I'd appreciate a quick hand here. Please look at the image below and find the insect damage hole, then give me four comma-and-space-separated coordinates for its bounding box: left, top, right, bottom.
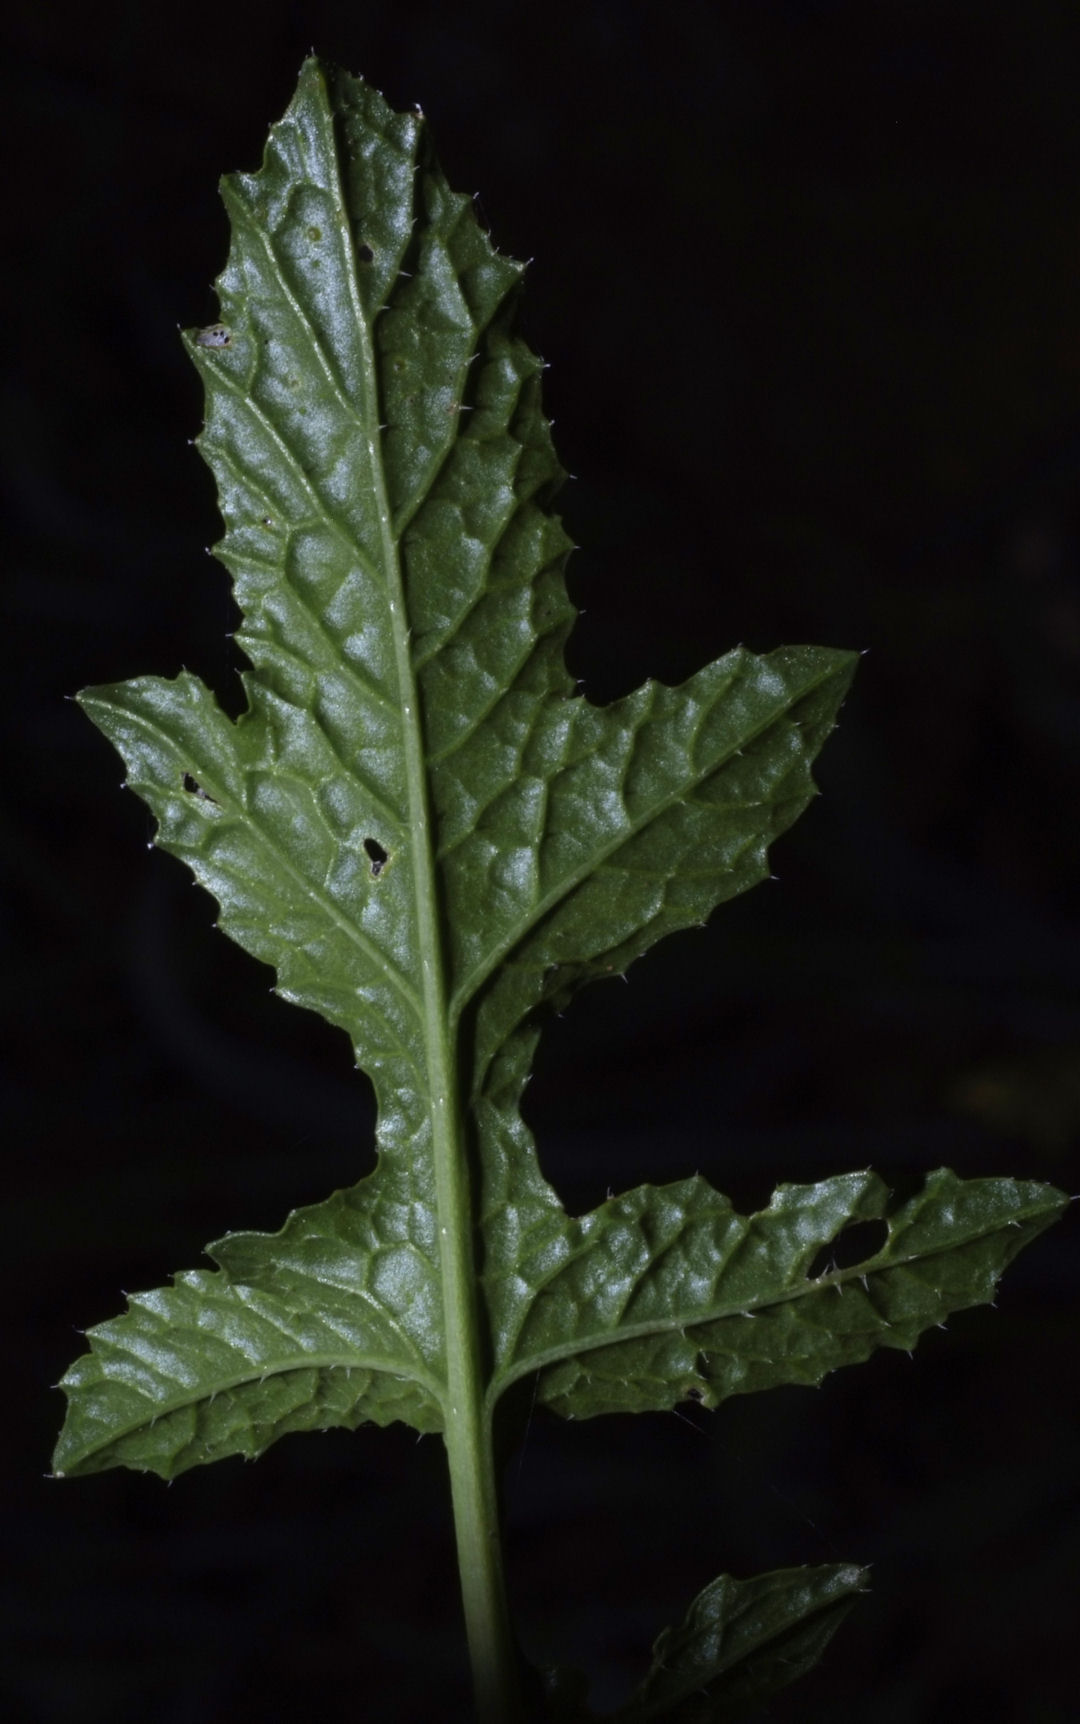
182, 773, 218, 805
363, 837, 388, 878
807, 1218, 889, 1281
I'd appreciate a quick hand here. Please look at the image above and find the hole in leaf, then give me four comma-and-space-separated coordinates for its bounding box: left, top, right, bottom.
363, 837, 388, 878
182, 773, 218, 805
807, 1218, 889, 1280
683, 1385, 705, 1404
356, 242, 374, 263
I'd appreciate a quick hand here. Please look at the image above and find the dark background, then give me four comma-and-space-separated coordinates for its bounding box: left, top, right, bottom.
5, 1, 1079, 1719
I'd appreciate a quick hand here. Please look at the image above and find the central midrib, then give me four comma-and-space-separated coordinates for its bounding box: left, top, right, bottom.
316, 68, 479, 1427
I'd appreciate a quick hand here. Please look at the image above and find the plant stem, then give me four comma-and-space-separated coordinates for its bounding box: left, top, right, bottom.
431, 1054, 521, 1718
444, 1390, 522, 1722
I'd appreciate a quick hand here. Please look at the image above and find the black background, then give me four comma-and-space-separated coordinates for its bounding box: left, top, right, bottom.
5, 2, 1080, 1719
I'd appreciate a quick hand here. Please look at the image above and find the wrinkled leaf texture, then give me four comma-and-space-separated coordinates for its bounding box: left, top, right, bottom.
56, 59, 1065, 1486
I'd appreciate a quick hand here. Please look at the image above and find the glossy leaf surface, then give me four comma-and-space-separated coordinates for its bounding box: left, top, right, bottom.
54, 1165, 1064, 1476
55, 59, 863, 1476
494, 1167, 1065, 1419
617, 1563, 869, 1722
54, 59, 1064, 1514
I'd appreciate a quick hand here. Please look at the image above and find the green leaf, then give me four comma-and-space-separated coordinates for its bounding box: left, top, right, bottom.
617, 1563, 869, 1722
489, 1168, 1067, 1420
52, 1191, 445, 1480
54, 61, 1069, 1724
53, 1163, 1065, 1479
56, 58, 861, 1478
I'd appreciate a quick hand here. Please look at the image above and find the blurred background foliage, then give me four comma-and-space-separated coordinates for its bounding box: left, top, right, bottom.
4, 1, 1078, 1719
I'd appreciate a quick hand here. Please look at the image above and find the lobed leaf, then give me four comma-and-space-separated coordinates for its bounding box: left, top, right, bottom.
54, 1166, 1064, 1479
490, 1169, 1066, 1419
53, 1188, 445, 1479
56, 62, 1068, 1721
58, 59, 861, 1472
55, 60, 1063, 1565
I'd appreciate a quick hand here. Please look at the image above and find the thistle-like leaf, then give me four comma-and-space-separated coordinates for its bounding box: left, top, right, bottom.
54, 1167, 1064, 1477
54, 59, 1064, 1492
490, 1167, 1065, 1421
